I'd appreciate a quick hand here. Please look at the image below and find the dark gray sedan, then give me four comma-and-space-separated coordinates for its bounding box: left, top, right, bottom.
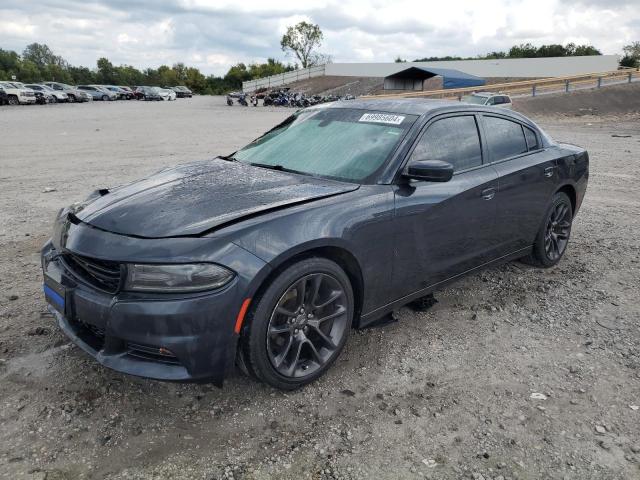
41, 99, 588, 389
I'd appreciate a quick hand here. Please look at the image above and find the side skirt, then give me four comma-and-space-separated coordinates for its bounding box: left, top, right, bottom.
358, 246, 531, 328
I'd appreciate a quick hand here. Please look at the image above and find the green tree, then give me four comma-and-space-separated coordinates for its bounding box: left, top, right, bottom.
96, 57, 117, 84
157, 65, 179, 86
280, 21, 323, 68
508, 43, 538, 58
622, 41, 640, 64
620, 55, 638, 68
224, 63, 252, 89
572, 44, 602, 56
67, 65, 96, 85
17, 59, 41, 82
23, 43, 66, 69
536, 44, 569, 57
483, 51, 507, 59
184, 67, 206, 92
0, 48, 20, 78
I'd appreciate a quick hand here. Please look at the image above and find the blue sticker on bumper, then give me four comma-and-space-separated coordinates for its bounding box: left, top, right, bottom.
43, 284, 65, 309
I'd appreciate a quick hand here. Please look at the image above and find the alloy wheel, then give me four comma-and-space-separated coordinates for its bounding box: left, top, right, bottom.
544, 202, 571, 261
267, 273, 348, 378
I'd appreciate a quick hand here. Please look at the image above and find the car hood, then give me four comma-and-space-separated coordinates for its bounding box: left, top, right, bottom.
74, 159, 359, 238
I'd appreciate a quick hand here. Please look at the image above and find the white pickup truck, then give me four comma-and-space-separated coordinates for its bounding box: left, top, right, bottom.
0, 81, 37, 105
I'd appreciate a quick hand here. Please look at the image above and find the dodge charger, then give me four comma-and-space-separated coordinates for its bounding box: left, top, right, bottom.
42, 99, 588, 390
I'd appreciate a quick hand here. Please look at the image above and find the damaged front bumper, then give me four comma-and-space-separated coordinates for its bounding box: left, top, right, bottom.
40, 218, 268, 385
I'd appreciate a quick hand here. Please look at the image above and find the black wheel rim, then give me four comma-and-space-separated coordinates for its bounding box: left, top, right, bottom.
544, 202, 571, 261
267, 273, 348, 378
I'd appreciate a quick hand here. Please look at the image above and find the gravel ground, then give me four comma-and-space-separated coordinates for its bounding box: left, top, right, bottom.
0, 96, 639, 480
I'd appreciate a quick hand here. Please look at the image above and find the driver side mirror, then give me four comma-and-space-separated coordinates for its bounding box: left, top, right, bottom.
402, 160, 453, 182
403, 160, 454, 182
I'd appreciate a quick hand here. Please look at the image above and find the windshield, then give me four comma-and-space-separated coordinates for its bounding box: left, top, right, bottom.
233, 108, 417, 183
462, 95, 488, 105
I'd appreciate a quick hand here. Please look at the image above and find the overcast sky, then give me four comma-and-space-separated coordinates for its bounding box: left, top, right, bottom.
0, 0, 637, 75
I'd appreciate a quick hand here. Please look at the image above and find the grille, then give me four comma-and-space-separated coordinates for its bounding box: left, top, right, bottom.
71, 318, 105, 350
62, 253, 122, 293
127, 342, 181, 365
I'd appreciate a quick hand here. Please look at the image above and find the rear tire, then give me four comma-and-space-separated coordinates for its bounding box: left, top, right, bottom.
68, 95, 75, 103
102, 95, 108, 101
521, 192, 573, 268
240, 258, 353, 390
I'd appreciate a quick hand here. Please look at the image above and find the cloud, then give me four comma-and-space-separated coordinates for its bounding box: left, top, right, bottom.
0, 0, 635, 75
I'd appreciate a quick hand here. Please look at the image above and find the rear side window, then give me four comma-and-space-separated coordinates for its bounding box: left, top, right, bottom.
411, 115, 482, 172
501, 96, 511, 104
523, 126, 539, 151
483, 116, 528, 161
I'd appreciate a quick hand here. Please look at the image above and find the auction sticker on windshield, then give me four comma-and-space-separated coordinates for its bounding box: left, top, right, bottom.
359, 113, 405, 125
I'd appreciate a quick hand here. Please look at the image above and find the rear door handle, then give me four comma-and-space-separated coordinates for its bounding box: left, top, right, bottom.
544, 166, 555, 177
481, 187, 496, 200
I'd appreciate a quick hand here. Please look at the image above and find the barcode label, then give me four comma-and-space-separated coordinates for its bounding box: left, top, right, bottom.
359, 113, 405, 125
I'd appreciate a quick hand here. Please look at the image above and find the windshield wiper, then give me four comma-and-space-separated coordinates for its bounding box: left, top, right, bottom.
250, 163, 293, 173
217, 154, 236, 162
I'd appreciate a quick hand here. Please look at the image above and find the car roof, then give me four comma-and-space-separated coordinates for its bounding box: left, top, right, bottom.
472, 91, 510, 97
323, 98, 535, 127
326, 97, 523, 116
326, 98, 464, 116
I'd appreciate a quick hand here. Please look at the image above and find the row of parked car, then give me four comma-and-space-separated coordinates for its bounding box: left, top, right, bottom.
0, 81, 193, 105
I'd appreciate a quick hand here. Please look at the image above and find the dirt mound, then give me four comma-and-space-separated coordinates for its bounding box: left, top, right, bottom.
282, 75, 383, 96
514, 82, 640, 117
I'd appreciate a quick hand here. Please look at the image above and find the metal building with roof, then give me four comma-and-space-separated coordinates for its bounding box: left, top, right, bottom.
383, 66, 486, 91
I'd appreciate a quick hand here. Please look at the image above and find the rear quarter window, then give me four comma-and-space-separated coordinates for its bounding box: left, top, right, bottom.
483, 116, 528, 162
523, 126, 539, 151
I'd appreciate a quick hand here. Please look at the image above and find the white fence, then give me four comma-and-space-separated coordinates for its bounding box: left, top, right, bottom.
242, 65, 326, 92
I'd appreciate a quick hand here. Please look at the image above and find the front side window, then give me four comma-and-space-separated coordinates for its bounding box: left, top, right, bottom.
233, 108, 417, 183
410, 115, 483, 172
483, 116, 528, 161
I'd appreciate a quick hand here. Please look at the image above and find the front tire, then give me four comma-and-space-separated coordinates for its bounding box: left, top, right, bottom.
240, 258, 353, 390
522, 192, 573, 268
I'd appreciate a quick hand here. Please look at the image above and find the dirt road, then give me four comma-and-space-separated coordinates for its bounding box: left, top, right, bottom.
0, 97, 639, 480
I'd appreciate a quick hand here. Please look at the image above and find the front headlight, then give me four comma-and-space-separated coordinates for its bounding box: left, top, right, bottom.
124, 263, 234, 293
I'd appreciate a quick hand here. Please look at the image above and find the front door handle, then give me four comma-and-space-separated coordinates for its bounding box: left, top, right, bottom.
544, 166, 555, 178
481, 187, 496, 200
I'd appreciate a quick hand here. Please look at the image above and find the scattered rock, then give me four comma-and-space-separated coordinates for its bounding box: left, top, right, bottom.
27, 327, 50, 336
340, 389, 356, 397
42, 187, 57, 193
421, 459, 437, 468
595, 425, 606, 435
598, 439, 612, 451
531, 392, 547, 400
